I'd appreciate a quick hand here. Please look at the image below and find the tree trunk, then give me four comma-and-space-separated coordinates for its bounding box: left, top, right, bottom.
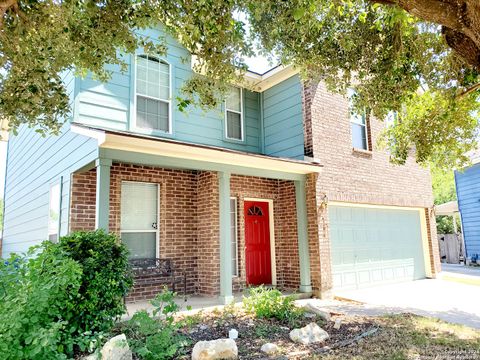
373, 0, 480, 69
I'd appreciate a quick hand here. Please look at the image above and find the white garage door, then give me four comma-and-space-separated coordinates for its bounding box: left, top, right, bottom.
330, 205, 426, 290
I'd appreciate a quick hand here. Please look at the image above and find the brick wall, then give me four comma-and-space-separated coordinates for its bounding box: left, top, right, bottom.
109, 164, 198, 301
70, 171, 97, 232
304, 82, 439, 285
307, 82, 434, 208
69, 164, 306, 300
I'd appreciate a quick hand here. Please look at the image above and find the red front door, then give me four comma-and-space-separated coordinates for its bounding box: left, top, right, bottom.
244, 201, 272, 285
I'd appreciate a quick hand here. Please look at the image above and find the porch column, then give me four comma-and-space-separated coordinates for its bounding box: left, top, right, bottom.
218, 171, 233, 304
295, 178, 312, 293
95, 158, 112, 232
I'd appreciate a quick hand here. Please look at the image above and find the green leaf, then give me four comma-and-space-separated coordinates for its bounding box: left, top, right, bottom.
293, 8, 305, 21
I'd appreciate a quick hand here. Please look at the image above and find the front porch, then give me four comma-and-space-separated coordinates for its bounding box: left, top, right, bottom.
69, 126, 323, 303
123, 290, 313, 320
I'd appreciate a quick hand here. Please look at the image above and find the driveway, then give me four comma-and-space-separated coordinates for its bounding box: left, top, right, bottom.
301, 264, 480, 329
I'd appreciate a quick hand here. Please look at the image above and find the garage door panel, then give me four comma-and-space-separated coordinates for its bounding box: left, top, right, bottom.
330, 205, 426, 290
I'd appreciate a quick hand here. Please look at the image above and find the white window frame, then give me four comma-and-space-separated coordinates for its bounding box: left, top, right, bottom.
348, 89, 369, 151
120, 181, 160, 259
47, 178, 62, 243
230, 197, 239, 277
224, 87, 244, 141
133, 54, 173, 135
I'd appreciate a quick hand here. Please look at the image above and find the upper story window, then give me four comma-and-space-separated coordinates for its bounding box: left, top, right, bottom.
385, 110, 398, 128
348, 89, 369, 151
135, 55, 171, 133
225, 87, 243, 141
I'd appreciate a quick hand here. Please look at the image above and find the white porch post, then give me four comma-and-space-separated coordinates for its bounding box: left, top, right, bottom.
295, 178, 312, 293
95, 158, 112, 232
218, 171, 233, 304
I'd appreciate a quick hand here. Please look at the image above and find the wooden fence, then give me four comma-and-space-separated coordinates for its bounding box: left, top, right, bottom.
438, 233, 464, 264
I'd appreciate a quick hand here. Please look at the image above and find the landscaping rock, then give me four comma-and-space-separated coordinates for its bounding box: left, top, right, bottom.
100, 334, 132, 360
261, 343, 280, 355
228, 329, 238, 339
81, 353, 99, 360
302, 303, 331, 322
334, 318, 342, 330
289, 323, 329, 345
192, 338, 238, 360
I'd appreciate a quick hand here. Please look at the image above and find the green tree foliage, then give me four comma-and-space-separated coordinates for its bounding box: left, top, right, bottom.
431, 166, 461, 234
0, 1, 479, 169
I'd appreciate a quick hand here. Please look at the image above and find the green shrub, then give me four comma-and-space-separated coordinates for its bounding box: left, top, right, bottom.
0, 242, 83, 359
58, 230, 133, 335
120, 288, 189, 360
243, 286, 303, 325
0, 230, 133, 359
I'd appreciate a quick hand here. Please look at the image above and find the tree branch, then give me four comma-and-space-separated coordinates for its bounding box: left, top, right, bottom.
370, 0, 480, 69
458, 82, 480, 98
0, 0, 23, 29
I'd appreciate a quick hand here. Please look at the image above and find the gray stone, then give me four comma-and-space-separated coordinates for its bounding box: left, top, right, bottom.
302, 303, 331, 322
192, 338, 238, 360
80, 353, 99, 360
333, 318, 342, 330
100, 334, 132, 360
261, 343, 280, 355
289, 323, 329, 345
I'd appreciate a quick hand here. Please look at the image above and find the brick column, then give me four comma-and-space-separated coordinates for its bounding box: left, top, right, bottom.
196, 171, 220, 296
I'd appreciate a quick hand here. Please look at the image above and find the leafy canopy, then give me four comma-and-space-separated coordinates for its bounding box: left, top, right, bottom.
1, 0, 479, 169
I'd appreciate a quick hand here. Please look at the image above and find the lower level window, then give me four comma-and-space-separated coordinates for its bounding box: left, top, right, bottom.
120, 181, 159, 259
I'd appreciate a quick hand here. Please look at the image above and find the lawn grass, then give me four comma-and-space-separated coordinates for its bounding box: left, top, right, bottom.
318, 314, 480, 360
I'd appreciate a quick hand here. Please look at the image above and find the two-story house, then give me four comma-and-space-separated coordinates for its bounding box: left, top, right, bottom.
1, 27, 440, 302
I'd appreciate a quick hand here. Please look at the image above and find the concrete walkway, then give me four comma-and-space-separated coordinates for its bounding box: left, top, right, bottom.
322, 270, 480, 329
441, 263, 480, 278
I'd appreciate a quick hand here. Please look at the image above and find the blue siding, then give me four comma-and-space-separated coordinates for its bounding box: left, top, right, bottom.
455, 164, 480, 258
263, 75, 304, 159
75, 27, 261, 154
2, 71, 98, 257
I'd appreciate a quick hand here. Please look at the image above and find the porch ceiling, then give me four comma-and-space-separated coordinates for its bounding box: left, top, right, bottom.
71, 123, 322, 181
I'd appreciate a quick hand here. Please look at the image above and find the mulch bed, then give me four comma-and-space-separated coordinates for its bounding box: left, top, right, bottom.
176, 307, 379, 359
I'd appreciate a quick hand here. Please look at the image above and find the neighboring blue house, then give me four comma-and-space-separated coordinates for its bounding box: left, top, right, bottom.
1, 26, 439, 302
455, 150, 480, 262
